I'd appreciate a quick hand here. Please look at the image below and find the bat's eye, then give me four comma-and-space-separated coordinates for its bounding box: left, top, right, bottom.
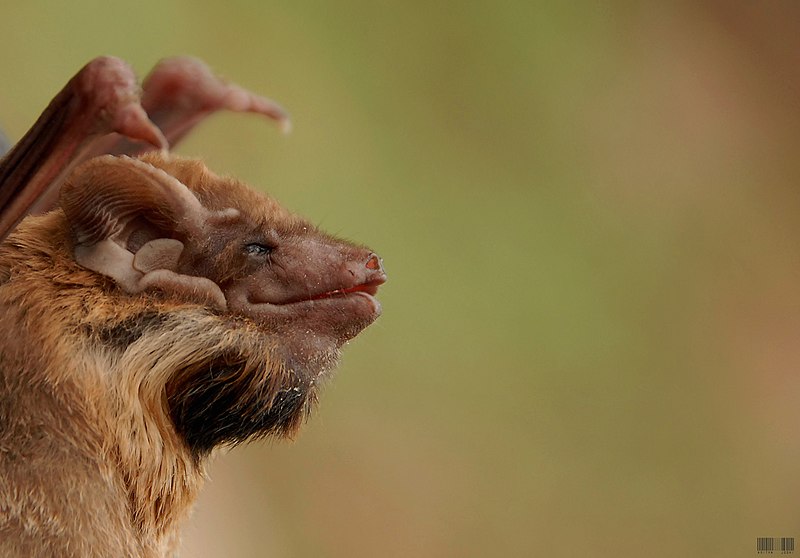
244, 243, 274, 256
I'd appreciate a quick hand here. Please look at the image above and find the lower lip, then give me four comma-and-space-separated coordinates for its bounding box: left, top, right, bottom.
306, 289, 381, 315
351, 290, 382, 314
308, 283, 380, 301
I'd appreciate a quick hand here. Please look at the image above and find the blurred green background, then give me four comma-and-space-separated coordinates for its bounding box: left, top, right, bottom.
3, 1, 800, 556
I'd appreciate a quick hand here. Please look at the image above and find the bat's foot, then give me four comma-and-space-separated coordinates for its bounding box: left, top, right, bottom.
76, 56, 168, 150
0, 55, 290, 242
142, 56, 292, 141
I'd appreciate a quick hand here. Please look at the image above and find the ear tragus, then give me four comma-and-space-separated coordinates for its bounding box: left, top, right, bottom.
133, 238, 184, 273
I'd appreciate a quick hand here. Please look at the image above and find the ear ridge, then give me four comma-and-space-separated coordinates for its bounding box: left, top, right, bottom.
60, 154, 208, 246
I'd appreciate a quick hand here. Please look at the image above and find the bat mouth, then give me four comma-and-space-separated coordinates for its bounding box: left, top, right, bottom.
305, 279, 383, 302
227, 273, 386, 339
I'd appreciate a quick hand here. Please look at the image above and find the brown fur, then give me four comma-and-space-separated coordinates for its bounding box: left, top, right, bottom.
0, 154, 381, 556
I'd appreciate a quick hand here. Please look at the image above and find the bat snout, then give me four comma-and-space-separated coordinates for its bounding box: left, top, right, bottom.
344, 251, 386, 286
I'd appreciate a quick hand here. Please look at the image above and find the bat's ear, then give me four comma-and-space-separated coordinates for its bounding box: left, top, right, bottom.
61, 155, 206, 249
59, 155, 228, 310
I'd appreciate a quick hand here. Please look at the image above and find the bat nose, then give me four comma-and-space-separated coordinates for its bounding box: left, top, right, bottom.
365, 253, 386, 282
365, 253, 383, 272
344, 251, 386, 284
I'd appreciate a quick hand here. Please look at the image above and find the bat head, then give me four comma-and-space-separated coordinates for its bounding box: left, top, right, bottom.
58, 153, 386, 454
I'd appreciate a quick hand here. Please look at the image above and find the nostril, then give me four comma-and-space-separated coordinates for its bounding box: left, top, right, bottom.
365, 253, 382, 271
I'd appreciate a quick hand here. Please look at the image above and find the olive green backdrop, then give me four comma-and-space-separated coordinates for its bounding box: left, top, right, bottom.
2, 2, 799, 557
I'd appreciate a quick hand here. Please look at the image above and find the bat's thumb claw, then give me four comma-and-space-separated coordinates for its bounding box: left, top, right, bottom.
224, 85, 292, 133
278, 116, 292, 135
113, 104, 169, 151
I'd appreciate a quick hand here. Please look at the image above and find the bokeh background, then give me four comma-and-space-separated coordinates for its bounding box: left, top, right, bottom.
2, 2, 800, 556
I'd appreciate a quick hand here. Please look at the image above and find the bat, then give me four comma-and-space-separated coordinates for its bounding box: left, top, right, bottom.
0, 56, 385, 557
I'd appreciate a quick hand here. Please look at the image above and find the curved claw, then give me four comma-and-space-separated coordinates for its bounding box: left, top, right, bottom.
0, 56, 166, 239
76, 56, 168, 150
110, 103, 168, 151
0, 56, 289, 243
142, 56, 291, 140
102, 56, 291, 156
